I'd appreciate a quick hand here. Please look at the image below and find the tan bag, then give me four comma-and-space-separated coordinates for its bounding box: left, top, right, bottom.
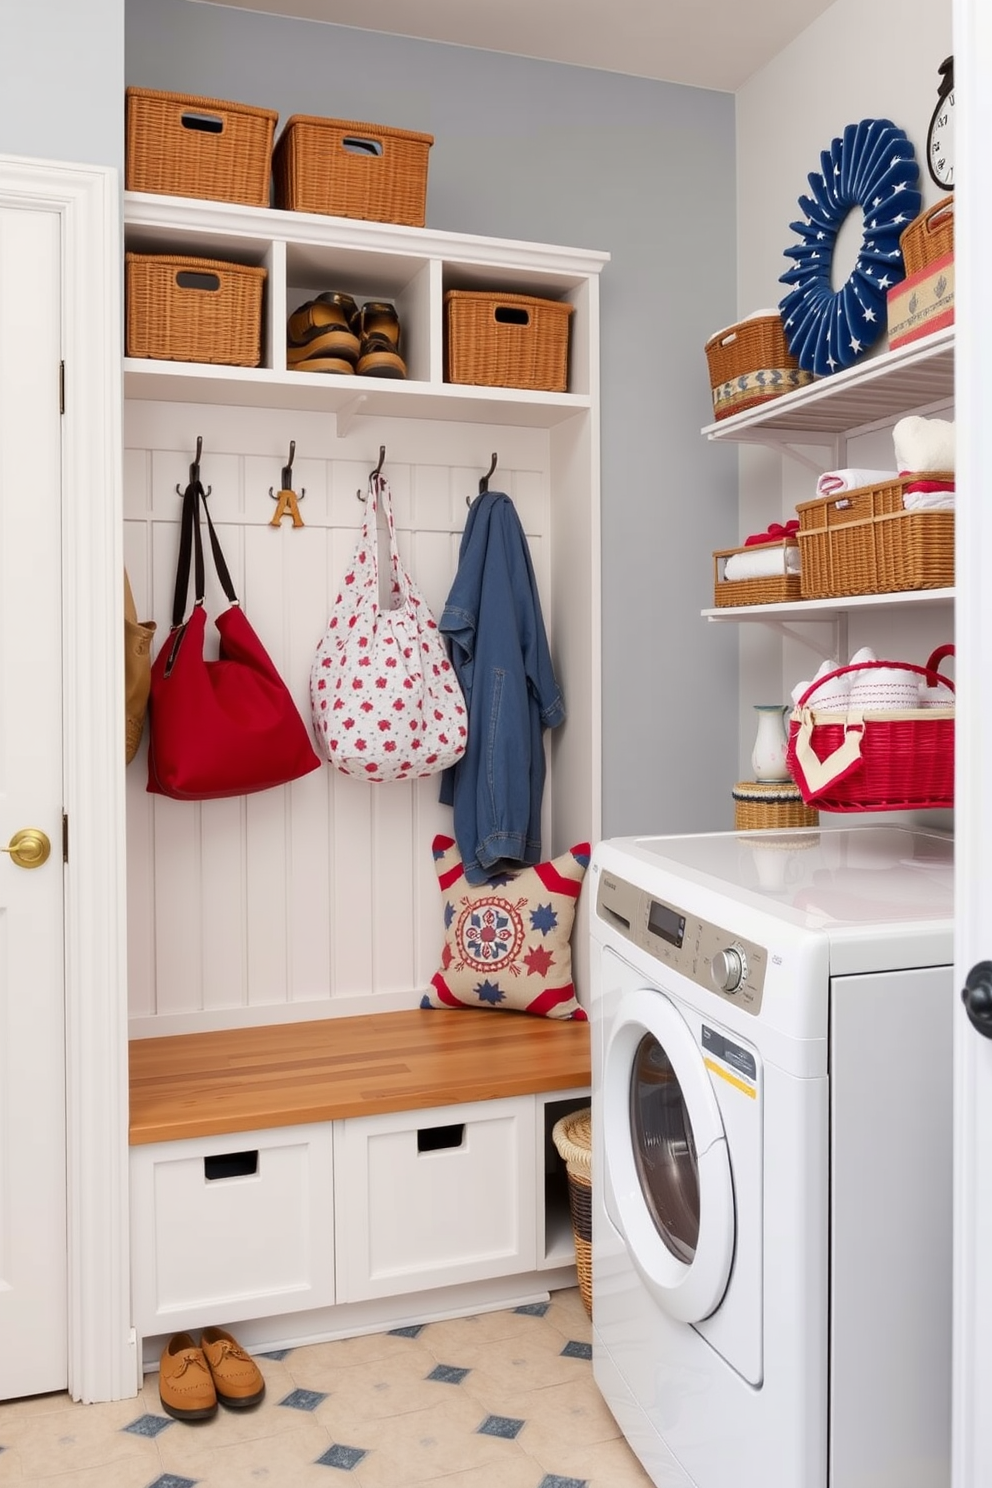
124, 569, 156, 765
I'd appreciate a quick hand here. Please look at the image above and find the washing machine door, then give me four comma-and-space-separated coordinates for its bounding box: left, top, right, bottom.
604, 985, 735, 1323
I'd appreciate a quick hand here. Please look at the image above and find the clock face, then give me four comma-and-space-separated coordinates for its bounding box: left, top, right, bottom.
928, 58, 955, 190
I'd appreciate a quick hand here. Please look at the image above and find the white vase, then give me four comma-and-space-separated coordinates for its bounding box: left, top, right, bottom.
750, 704, 790, 782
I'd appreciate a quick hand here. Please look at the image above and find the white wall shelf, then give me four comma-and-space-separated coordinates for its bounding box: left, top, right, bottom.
702, 588, 955, 623
701, 327, 954, 450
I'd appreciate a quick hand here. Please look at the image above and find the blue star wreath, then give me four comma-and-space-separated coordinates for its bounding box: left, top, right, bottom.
778, 119, 921, 377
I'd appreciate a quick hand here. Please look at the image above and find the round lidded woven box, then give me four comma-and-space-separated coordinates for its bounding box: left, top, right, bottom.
552, 1107, 592, 1317
733, 780, 819, 831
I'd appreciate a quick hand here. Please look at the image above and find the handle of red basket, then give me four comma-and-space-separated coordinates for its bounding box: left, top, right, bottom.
794, 655, 955, 710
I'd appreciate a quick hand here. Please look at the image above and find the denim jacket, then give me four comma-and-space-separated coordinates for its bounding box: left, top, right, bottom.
439, 492, 565, 884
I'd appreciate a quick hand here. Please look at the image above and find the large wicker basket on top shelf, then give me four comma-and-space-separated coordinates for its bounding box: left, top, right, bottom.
272, 114, 433, 226
125, 88, 278, 207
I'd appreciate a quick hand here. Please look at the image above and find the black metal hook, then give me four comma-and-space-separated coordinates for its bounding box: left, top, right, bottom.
357, 444, 387, 501
269, 439, 304, 501
466, 452, 498, 507
176, 435, 212, 497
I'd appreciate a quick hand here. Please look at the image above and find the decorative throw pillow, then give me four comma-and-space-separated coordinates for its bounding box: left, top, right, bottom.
422, 834, 590, 1020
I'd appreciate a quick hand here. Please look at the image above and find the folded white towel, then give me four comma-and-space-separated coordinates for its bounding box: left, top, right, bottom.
816, 468, 898, 498
723, 545, 800, 582
919, 683, 954, 708
903, 490, 956, 511
893, 415, 955, 474
849, 667, 921, 712
791, 658, 850, 711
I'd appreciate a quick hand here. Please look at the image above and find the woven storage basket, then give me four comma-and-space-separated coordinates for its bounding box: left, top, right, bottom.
733, 781, 819, 830
126, 253, 267, 367
712, 538, 801, 608
552, 1107, 592, 1317
900, 197, 954, 276
786, 646, 955, 812
704, 313, 813, 421
444, 290, 574, 392
125, 88, 277, 207
796, 475, 955, 599
273, 115, 433, 226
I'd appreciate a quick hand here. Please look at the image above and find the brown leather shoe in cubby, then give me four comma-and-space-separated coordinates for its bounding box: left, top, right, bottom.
287, 290, 360, 374
158, 1332, 218, 1421
200, 1326, 266, 1409
356, 300, 407, 379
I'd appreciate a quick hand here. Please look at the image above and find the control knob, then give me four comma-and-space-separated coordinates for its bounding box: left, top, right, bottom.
711, 946, 745, 994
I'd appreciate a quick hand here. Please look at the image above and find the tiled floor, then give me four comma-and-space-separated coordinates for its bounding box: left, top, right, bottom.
0, 1289, 654, 1488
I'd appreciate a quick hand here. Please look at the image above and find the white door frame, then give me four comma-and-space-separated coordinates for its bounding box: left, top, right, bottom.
952, 0, 992, 1479
0, 154, 133, 1402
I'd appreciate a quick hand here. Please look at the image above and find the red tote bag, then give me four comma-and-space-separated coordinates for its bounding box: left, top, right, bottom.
147, 475, 321, 800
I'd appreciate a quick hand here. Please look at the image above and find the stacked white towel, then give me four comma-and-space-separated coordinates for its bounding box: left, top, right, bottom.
815, 468, 898, 498
790, 647, 953, 713
892, 415, 955, 473
723, 546, 800, 582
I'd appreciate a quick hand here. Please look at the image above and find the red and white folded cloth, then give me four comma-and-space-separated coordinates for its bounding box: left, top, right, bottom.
900, 473, 956, 511
815, 468, 897, 497
743, 519, 799, 546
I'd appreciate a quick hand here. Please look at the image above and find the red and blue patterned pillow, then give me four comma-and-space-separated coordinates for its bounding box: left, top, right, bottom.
422, 835, 589, 1020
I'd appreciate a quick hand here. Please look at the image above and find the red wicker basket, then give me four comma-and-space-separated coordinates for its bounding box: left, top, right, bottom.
786, 646, 954, 812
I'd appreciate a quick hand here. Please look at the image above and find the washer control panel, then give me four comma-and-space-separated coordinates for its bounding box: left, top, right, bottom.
595, 870, 767, 1014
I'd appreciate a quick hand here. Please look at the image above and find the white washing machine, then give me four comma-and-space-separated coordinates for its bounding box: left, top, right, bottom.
589, 824, 954, 1488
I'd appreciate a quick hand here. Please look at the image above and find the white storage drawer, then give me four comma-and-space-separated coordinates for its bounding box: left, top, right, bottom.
130, 1123, 334, 1334
334, 1096, 538, 1302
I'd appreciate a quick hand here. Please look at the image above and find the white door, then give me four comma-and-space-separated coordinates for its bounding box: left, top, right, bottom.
0, 201, 67, 1397
952, 3, 992, 1481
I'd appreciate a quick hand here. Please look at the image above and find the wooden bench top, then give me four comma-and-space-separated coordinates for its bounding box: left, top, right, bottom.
129, 1007, 591, 1146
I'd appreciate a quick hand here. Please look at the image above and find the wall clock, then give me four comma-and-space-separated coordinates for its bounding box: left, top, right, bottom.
927, 56, 954, 190
778, 119, 921, 376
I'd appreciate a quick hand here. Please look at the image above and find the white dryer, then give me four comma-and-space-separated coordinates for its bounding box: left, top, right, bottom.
589, 825, 954, 1488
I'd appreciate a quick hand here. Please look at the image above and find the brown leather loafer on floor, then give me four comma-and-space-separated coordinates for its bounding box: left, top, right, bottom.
200, 1326, 266, 1409
158, 1332, 217, 1421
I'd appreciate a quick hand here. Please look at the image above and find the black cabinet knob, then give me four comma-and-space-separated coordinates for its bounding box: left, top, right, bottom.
962, 962, 992, 1039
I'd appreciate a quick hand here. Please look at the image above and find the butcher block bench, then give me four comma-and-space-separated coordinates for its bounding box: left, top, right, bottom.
127, 1009, 591, 1363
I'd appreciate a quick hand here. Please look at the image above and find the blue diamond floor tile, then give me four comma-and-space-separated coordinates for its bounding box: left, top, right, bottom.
560, 1340, 593, 1360
279, 1388, 328, 1412
123, 1413, 174, 1438
388, 1323, 425, 1339
538, 1477, 588, 1488
147, 1475, 198, 1488
478, 1414, 525, 1439
316, 1443, 369, 1470
427, 1363, 470, 1384
258, 1347, 293, 1361
514, 1301, 550, 1317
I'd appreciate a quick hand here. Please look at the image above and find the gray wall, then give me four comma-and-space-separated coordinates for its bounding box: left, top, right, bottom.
125, 0, 740, 838
0, 0, 124, 168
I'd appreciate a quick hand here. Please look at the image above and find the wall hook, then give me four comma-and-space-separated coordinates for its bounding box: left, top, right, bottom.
176, 434, 212, 497
467, 451, 498, 506
270, 439, 305, 528
357, 444, 387, 501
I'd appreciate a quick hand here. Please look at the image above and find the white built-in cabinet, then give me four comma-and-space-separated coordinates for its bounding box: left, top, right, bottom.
122, 192, 606, 1035
122, 194, 603, 1361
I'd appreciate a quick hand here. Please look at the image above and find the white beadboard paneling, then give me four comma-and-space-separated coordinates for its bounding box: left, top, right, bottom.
126, 406, 570, 1024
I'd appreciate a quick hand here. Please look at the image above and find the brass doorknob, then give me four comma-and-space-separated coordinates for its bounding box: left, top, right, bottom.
1, 828, 51, 869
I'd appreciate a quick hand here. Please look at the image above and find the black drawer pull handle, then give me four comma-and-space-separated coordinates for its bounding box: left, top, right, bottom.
181, 111, 225, 135
417, 1123, 465, 1153
494, 306, 530, 326
204, 1150, 259, 1181
175, 271, 221, 293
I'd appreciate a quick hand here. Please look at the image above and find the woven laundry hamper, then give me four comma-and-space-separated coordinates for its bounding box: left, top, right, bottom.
552, 1107, 593, 1317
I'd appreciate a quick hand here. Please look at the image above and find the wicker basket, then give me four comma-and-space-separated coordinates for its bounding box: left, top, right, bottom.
272, 115, 433, 226
125, 88, 277, 207
900, 197, 954, 276
125, 253, 267, 367
787, 647, 955, 812
733, 781, 819, 830
704, 313, 813, 421
444, 290, 573, 392
796, 475, 955, 599
712, 538, 801, 608
552, 1107, 592, 1317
